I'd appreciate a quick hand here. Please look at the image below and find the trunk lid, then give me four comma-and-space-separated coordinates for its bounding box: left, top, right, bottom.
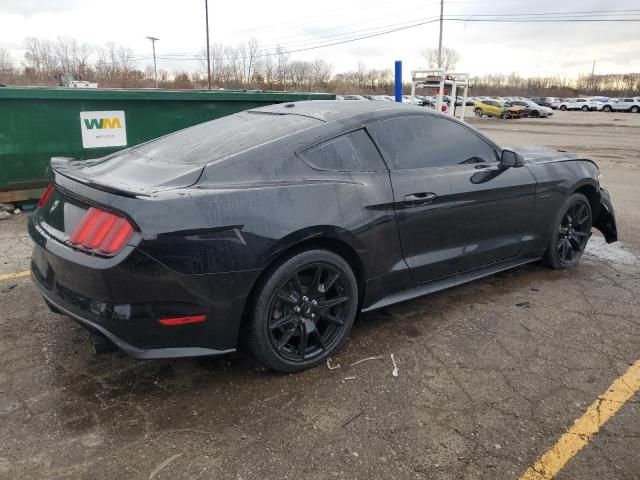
51, 153, 204, 197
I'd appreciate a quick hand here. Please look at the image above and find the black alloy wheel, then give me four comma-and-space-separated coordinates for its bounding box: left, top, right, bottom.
248, 249, 358, 372
543, 193, 592, 269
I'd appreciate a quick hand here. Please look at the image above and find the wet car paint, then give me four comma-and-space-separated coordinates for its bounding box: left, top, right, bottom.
28, 101, 618, 359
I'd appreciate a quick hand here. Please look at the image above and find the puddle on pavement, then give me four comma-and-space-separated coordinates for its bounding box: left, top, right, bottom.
584, 235, 638, 267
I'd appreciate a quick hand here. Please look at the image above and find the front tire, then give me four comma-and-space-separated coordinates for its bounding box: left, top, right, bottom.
581, 105, 589, 112
560, 105, 567, 111
501, 111, 511, 119
474, 108, 483, 117
543, 193, 592, 269
631, 105, 640, 113
603, 105, 612, 112
248, 249, 359, 372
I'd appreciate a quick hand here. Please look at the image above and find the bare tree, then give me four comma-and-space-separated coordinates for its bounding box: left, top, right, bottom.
0, 47, 13, 72
275, 46, 290, 88
310, 58, 332, 88
23, 37, 58, 76
52, 37, 92, 76
241, 38, 260, 84
257, 52, 276, 87
288, 60, 311, 88
422, 47, 460, 71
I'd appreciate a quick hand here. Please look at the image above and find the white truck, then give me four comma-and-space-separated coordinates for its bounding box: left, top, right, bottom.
56, 73, 98, 88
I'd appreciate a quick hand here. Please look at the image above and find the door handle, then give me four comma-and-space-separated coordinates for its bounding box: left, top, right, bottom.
404, 192, 436, 206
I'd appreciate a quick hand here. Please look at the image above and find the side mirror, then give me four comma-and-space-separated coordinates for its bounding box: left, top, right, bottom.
500, 149, 524, 168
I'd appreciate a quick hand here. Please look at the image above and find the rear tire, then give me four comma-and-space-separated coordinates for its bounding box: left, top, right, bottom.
501, 112, 511, 119
543, 193, 592, 269
631, 105, 640, 113
474, 108, 483, 117
531, 110, 540, 117
603, 105, 612, 112
248, 249, 358, 372
560, 105, 567, 111
581, 105, 589, 112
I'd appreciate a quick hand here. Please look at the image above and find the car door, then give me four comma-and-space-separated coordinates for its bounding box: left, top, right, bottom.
615, 98, 633, 111
367, 114, 537, 283
488, 100, 502, 116
482, 100, 494, 116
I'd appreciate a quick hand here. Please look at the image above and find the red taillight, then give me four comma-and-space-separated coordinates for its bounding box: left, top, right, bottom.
37, 184, 55, 208
69, 207, 134, 254
159, 315, 207, 326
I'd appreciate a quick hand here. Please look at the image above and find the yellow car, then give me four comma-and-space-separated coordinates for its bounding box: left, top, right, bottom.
474, 99, 525, 119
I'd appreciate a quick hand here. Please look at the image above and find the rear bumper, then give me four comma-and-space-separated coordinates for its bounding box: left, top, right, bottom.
37, 284, 234, 359
30, 242, 260, 359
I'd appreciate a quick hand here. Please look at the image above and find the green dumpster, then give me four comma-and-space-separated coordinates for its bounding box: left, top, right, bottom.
0, 87, 335, 202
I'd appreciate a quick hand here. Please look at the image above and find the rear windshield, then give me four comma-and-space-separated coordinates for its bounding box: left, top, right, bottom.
88, 111, 321, 166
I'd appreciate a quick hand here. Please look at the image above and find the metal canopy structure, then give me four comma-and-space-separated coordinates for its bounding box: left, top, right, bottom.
410, 69, 470, 121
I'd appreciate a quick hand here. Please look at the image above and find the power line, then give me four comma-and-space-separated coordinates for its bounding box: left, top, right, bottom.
131, 16, 442, 61
132, 8, 640, 62
131, 11, 640, 64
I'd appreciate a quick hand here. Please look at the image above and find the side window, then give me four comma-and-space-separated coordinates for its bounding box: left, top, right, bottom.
368, 116, 498, 170
302, 129, 386, 172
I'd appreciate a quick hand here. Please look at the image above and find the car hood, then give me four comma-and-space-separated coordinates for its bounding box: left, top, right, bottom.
509, 146, 588, 165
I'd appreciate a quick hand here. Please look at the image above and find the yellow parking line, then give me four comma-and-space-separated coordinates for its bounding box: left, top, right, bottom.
0, 270, 30, 282
520, 358, 640, 480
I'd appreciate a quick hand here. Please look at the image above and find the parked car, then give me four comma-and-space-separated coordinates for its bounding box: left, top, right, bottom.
402, 95, 423, 105
507, 100, 553, 118
530, 97, 554, 108
550, 98, 565, 109
474, 99, 526, 119
28, 101, 617, 372
558, 98, 601, 111
601, 97, 640, 113
341, 95, 367, 101
422, 95, 436, 106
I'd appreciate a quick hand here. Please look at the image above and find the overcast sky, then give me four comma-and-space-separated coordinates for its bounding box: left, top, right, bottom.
1, 0, 639, 79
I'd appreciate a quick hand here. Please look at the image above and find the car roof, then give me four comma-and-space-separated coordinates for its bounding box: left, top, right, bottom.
250, 99, 422, 123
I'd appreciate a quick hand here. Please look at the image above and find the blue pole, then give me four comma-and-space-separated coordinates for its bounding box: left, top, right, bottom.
394, 60, 402, 103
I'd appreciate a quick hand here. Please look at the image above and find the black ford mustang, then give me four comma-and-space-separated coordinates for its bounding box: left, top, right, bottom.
29, 101, 617, 372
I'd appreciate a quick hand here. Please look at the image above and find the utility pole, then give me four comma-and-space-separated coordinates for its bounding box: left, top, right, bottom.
438, 0, 444, 69
146, 36, 159, 88
591, 59, 596, 92
205, 0, 211, 90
